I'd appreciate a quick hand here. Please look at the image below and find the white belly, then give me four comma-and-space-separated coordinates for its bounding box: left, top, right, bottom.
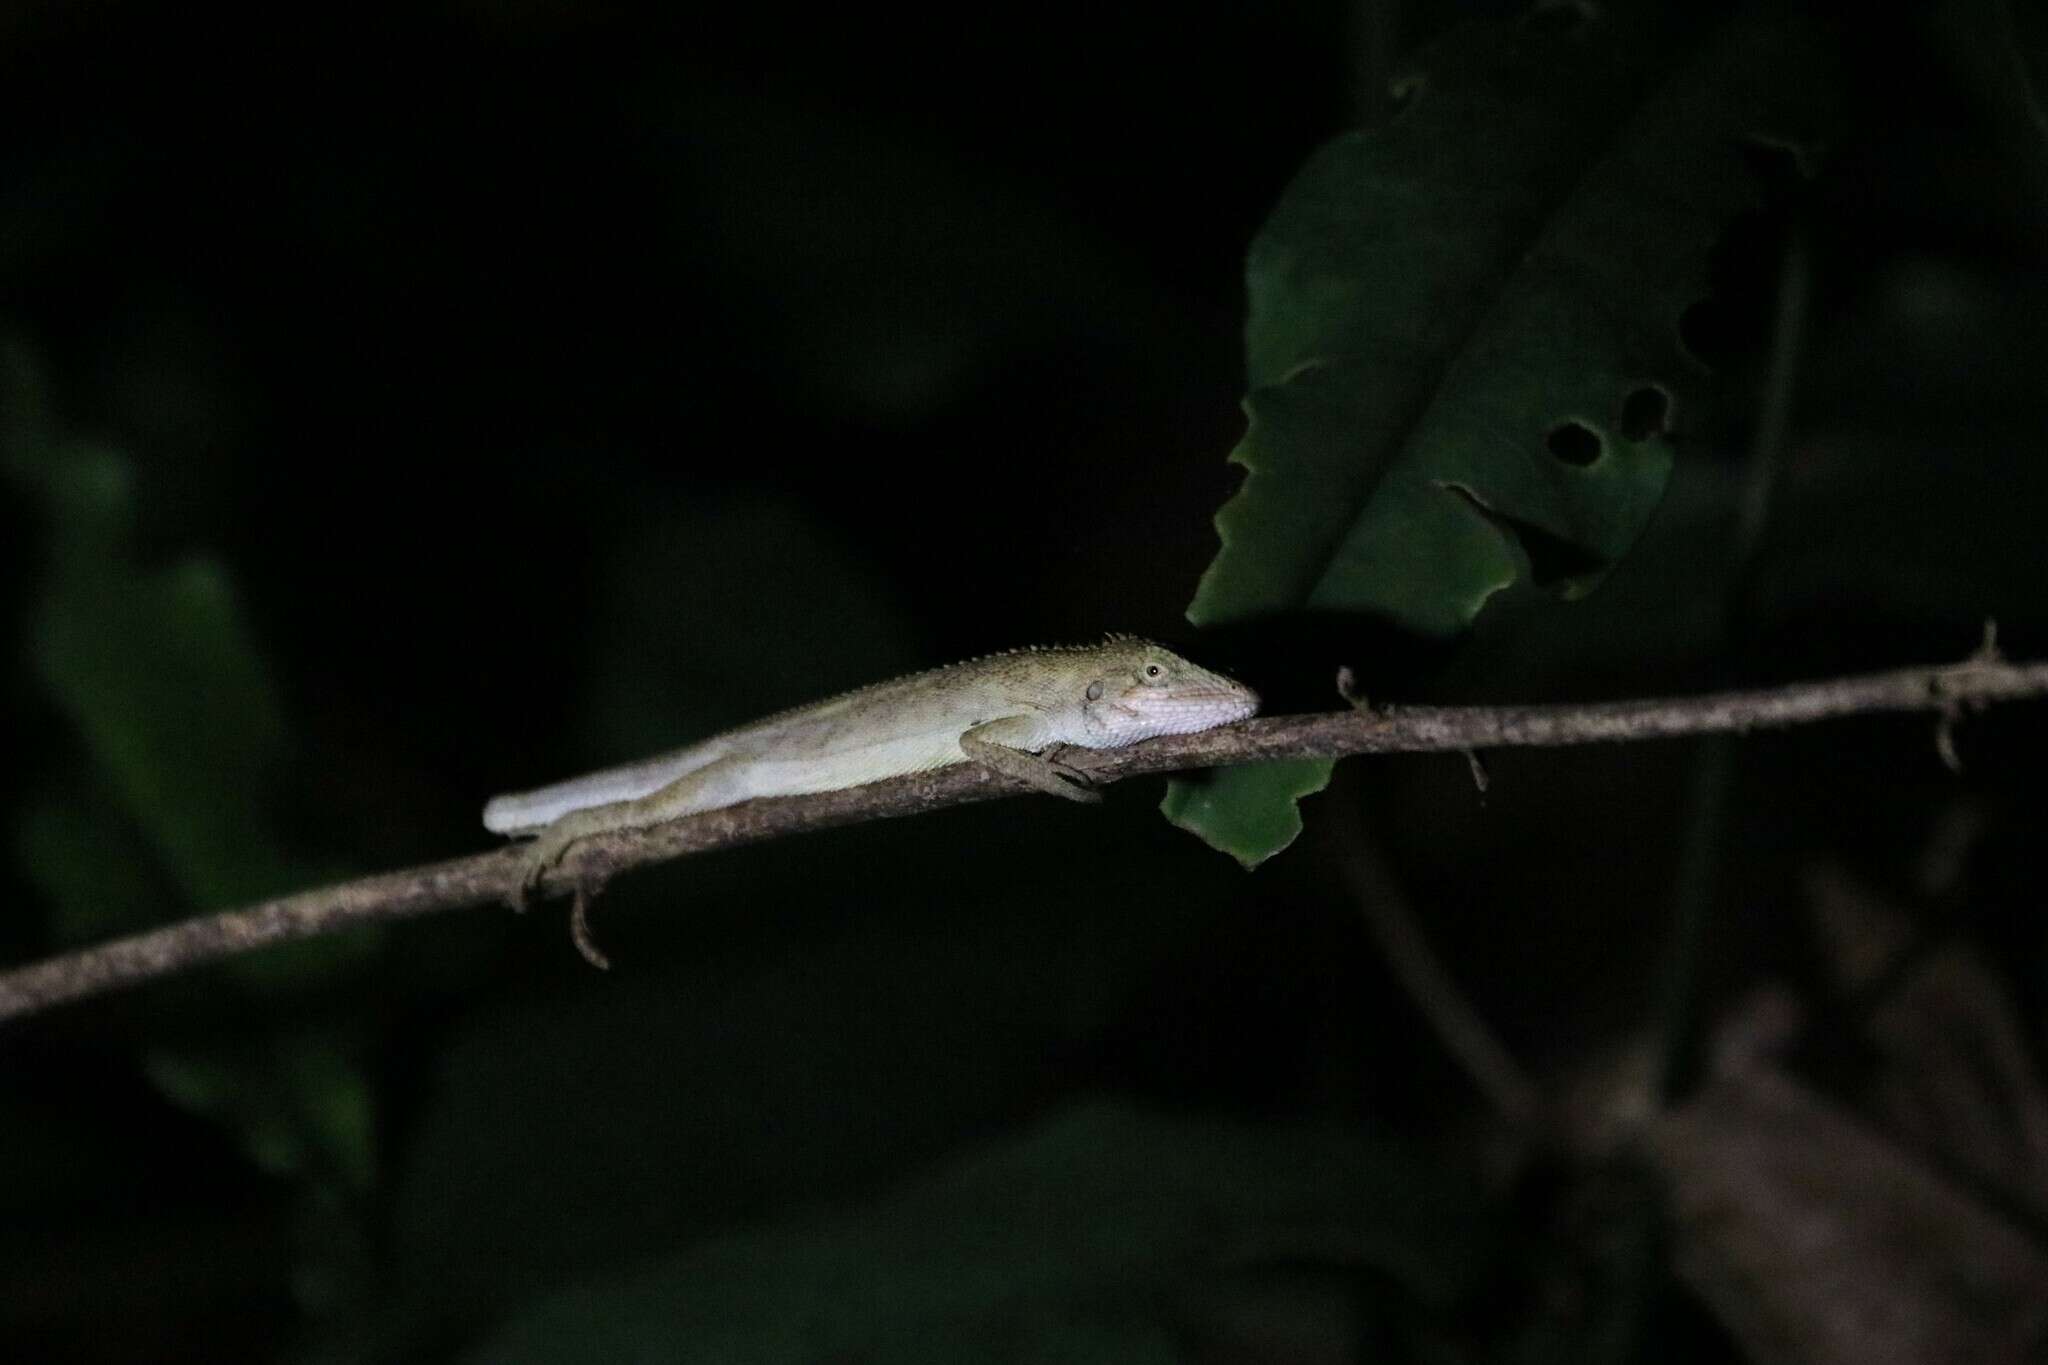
727, 733, 967, 804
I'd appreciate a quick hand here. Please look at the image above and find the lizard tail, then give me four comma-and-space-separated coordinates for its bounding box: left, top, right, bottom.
481, 744, 727, 836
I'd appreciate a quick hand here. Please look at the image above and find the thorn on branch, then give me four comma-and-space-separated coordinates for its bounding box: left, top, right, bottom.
1974, 618, 2002, 665
1338, 665, 1400, 721
1337, 665, 1368, 711
1465, 749, 1490, 794
1929, 621, 2005, 773
1935, 712, 1963, 776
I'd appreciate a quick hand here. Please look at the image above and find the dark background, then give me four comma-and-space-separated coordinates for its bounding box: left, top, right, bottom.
4, 1, 2047, 1361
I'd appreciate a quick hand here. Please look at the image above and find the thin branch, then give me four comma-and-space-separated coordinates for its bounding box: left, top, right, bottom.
2, 650, 2043, 1023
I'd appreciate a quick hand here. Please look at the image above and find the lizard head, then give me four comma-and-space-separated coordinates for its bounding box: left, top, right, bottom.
1076, 637, 1259, 747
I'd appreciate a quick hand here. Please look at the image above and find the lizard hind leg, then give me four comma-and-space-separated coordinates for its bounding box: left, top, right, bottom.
511, 754, 754, 926
960, 718, 1102, 803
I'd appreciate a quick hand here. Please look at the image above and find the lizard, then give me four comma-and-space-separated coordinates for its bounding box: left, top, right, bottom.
484, 635, 1259, 916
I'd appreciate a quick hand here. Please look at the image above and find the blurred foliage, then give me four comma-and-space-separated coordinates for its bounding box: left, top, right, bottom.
383, 849, 1231, 1344
2, 1, 2047, 1363
636, 83, 1148, 423
2, 341, 380, 1198
571, 496, 928, 761
469, 1103, 1492, 1364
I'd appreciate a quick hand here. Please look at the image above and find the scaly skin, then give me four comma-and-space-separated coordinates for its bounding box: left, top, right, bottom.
486, 636, 1258, 899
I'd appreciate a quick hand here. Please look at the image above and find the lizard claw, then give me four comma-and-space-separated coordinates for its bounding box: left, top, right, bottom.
506, 826, 577, 913
1039, 745, 1103, 803
504, 823, 615, 969
1057, 772, 1104, 804
569, 884, 612, 971
505, 848, 540, 914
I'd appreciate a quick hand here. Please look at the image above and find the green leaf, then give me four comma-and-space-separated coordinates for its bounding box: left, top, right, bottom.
1174, 7, 1833, 865
1160, 760, 1331, 869
34, 556, 304, 905
7, 339, 377, 1189
25, 539, 379, 1188
142, 1035, 377, 1190
11, 770, 176, 947
21, 433, 363, 976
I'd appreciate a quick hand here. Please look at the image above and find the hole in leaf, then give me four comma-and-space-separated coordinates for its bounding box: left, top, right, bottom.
1546, 421, 1602, 466
1444, 484, 1610, 591
1525, 0, 1597, 37
1619, 386, 1670, 441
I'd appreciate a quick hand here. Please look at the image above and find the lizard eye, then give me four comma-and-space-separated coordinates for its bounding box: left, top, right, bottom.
1085, 680, 1104, 701
1143, 663, 1164, 680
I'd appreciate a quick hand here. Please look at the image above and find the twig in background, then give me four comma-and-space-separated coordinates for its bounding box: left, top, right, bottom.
1325, 793, 1537, 1124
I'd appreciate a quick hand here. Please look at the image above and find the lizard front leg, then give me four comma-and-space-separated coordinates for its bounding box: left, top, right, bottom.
959, 718, 1102, 803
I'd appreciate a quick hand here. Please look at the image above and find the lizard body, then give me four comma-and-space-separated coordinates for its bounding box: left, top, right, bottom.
485, 636, 1259, 889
